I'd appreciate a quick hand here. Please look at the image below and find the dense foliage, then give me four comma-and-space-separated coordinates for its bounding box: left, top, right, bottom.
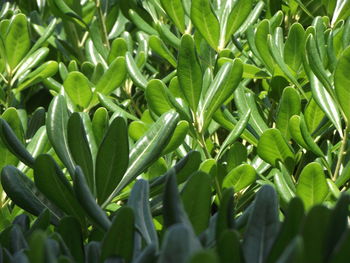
0, 0, 350, 262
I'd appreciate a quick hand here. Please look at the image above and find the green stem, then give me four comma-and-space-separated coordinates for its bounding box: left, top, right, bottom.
333, 126, 348, 181
95, 0, 110, 49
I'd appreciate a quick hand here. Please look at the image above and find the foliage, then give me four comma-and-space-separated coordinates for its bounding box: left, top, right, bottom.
0, 0, 350, 262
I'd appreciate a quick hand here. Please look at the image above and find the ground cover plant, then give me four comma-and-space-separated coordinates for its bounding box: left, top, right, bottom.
0, 0, 350, 262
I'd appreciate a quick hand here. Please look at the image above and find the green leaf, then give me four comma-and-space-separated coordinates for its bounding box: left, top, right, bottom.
276, 87, 301, 140
56, 217, 84, 263
243, 185, 280, 263
217, 110, 250, 159
13, 47, 49, 84
177, 34, 203, 112
306, 34, 332, 91
67, 113, 94, 192
73, 167, 111, 231
299, 114, 324, 157
222, 164, 256, 192
283, 23, 305, 73
181, 172, 212, 234
257, 128, 295, 172
104, 110, 179, 205
289, 115, 309, 150
199, 59, 243, 131
127, 180, 158, 248
191, 0, 220, 50
267, 198, 304, 263
92, 107, 109, 146
108, 38, 128, 64
217, 230, 242, 263
46, 96, 75, 176
160, 0, 186, 33
254, 20, 274, 72
158, 224, 202, 263
0, 108, 24, 170
96, 117, 129, 204
149, 35, 177, 67
224, 0, 253, 45
162, 120, 189, 155
125, 51, 148, 90
216, 188, 235, 240
94, 56, 126, 100
16, 61, 58, 92
34, 155, 85, 223
189, 250, 219, 263
5, 14, 30, 69
0, 118, 34, 167
145, 79, 173, 116
1, 166, 62, 224
163, 170, 192, 229
334, 46, 350, 123
63, 71, 92, 109
234, 85, 268, 136
301, 205, 331, 262
296, 162, 328, 209
100, 207, 134, 263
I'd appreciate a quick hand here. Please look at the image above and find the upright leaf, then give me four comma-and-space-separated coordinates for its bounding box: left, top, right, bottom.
191, 0, 220, 50
181, 172, 212, 234
160, 0, 186, 33
100, 207, 134, 263
296, 162, 328, 209
63, 72, 92, 110
177, 34, 203, 112
200, 59, 243, 131
96, 117, 129, 204
243, 185, 280, 263
257, 129, 295, 173
335, 46, 350, 123
5, 14, 30, 69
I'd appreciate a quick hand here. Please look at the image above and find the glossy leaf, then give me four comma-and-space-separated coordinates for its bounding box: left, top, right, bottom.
100, 207, 134, 263
257, 128, 295, 172
1, 166, 62, 224
103, 110, 179, 205
160, 0, 186, 33
276, 87, 301, 140
191, 0, 220, 50
5, 14, 30, 69
63, 71, 92, 109
177, 34, 202, 112
243, 185, 280, 263
46, 96, 75, 176
335, 46, 350, 123
73, 167, 111, 231
33, 155, 85, 223
296, 162, 328, 209
200, 59, 243, 131
222, 164, 256, 192
96, 117, 129, 204
181, 172, 212, 234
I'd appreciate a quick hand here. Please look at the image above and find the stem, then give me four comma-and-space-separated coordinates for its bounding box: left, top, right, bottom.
198, 133, 211, 159
95, 0, 110, 49
333, 126, 348, 181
